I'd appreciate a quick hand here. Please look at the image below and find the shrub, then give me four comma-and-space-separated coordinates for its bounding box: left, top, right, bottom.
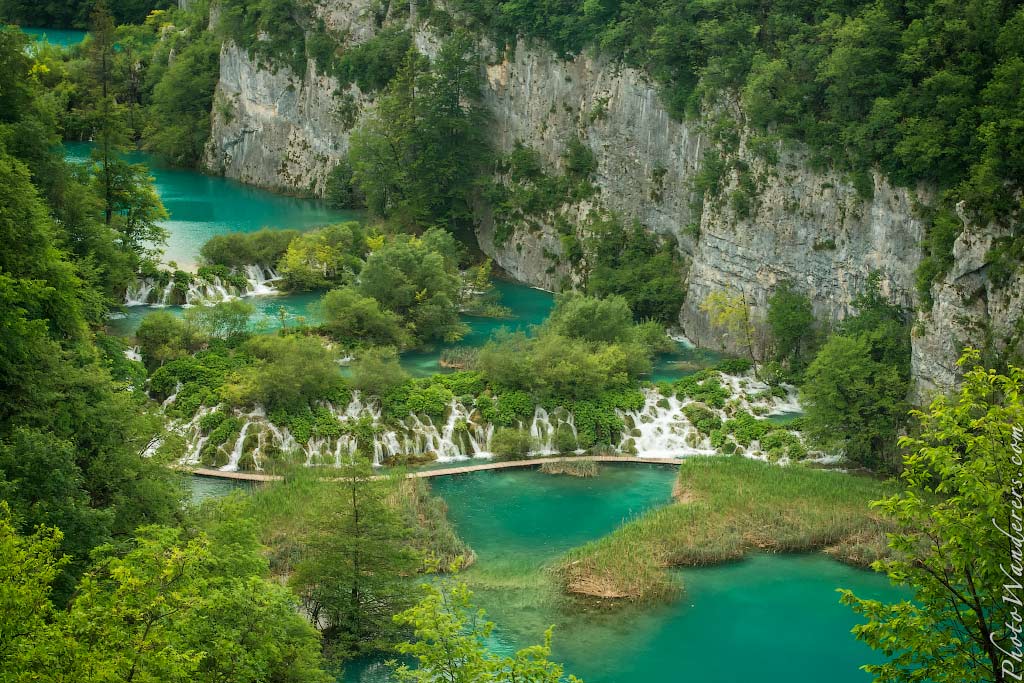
682, 403, 723, 436
319, 287, 408, 348
714, 358, 753, 375
490, 427, 534, 460
349, 347, 410, 398
226, 335, 344, 413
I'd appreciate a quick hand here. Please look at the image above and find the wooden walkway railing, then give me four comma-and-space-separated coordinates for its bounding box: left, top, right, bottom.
188, 455, 686, 483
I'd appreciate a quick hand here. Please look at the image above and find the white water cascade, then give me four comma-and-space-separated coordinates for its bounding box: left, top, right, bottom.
169, 377, 809, 472
617, 392, 716, 458
123, 264, 282, 307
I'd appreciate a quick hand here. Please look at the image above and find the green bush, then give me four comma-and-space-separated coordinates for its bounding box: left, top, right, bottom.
490, 427, 534, 460
350, 347, 410, 400
682, 403, 723, 436
674, 372, 731, 408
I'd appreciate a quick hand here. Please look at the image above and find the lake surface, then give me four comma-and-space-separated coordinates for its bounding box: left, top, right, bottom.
22, 27, 87, 47
64, 142, 357, 269
343, 465, 905, 683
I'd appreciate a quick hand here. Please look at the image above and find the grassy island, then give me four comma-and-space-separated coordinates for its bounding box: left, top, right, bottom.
559, 457, 895, 603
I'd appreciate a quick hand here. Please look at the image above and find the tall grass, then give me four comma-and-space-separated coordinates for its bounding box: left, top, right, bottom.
559, 457, 896, 603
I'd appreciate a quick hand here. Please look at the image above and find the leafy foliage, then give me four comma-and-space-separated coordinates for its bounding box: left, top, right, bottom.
801, 275, 910, 470
394, 578, 582, 683
767, 281, 816, 370
841, 350, 1023, 683
349, 32, 490, 236
584, 213, 685, 323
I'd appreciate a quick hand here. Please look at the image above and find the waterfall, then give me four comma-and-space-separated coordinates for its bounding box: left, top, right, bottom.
172, 377, 809, 472
125, 280, 154, 306
617, 391, 715, 458
242, 264, 281, 296
221, 421, 253, 472
122, 264, 282, 308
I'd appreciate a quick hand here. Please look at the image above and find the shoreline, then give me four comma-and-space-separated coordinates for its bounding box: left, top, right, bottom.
186, 454, 688, 482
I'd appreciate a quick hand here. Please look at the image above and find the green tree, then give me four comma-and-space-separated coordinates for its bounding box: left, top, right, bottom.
348, 347, 410, 397
227, 334, 344, 414
146, 29, 220, 166
0, 506, 65, 680
320, 287, 409, 348
183, 299, 255, 340
767, 281, 815, 368
277, 222, 365, 291
349, 33, 489, 236
393, 577, 582, 683
200, 229, 300, 269
545, 292, 635, 343
801, 334, 906, 470
135, 311, 204, 370
841, 350, 1024, 682
584, 215, 684, 323
60, 524, 332, 683
700, 288, 757, 361
290, 460, 419, 658
358, 230, 467, 345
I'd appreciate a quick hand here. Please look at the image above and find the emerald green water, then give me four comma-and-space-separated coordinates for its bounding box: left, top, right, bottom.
64, 142, 357, 268
107, 290, 325, 337
22, 27, 87, 47
187, 475, 250, 504
344, 465, 905, 683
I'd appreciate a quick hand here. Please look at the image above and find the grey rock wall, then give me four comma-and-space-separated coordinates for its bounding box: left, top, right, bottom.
203, 7, 1019, 399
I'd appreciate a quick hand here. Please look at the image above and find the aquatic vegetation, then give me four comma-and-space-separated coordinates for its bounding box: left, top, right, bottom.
559, 457, 895, 603
539, 459, 599, 478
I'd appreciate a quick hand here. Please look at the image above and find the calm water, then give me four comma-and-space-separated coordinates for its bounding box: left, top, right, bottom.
64, 142, 357, 268
187, 475, 251, 504
22, 27, 87, 47
344, 465, 905, 683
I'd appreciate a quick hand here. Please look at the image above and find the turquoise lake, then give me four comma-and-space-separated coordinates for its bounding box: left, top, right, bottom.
80, 142, 711, 378
22, 27, 88, 47
339, 465, 905, 683
64, 142, 358, 269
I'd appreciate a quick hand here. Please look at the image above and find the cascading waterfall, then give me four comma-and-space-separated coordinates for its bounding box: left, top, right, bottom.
617, 392, 715, 458
168, 378, 808, 472
123, 264, 282, 307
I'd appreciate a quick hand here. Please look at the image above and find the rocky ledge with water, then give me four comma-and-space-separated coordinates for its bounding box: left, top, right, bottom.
124, 263, 282, 307
160, 369, 812, 474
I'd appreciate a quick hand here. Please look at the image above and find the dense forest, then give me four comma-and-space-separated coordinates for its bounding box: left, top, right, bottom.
1, 0, 1022, 681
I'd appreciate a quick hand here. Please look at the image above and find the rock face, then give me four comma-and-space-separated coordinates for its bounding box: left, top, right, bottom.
203, 7, 1019, 400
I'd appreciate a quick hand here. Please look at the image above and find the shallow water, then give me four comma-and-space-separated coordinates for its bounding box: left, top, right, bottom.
187, 475, 250, 504
344, 465, 905, 683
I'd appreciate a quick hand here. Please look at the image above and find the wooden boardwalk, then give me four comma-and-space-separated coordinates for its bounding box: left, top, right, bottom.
189, 455, 686, 483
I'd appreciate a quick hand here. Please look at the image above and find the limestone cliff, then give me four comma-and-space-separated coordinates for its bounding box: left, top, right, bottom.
203, 5, 1020, 400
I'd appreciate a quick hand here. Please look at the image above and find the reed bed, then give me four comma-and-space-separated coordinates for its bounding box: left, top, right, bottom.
539, 459, 600, 477
558, 457, 895, 603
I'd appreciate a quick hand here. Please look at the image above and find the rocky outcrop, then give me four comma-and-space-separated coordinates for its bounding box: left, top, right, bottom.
203, 6, 1019, 400
205, 42, 358, 195
912, 220, 1024, 401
